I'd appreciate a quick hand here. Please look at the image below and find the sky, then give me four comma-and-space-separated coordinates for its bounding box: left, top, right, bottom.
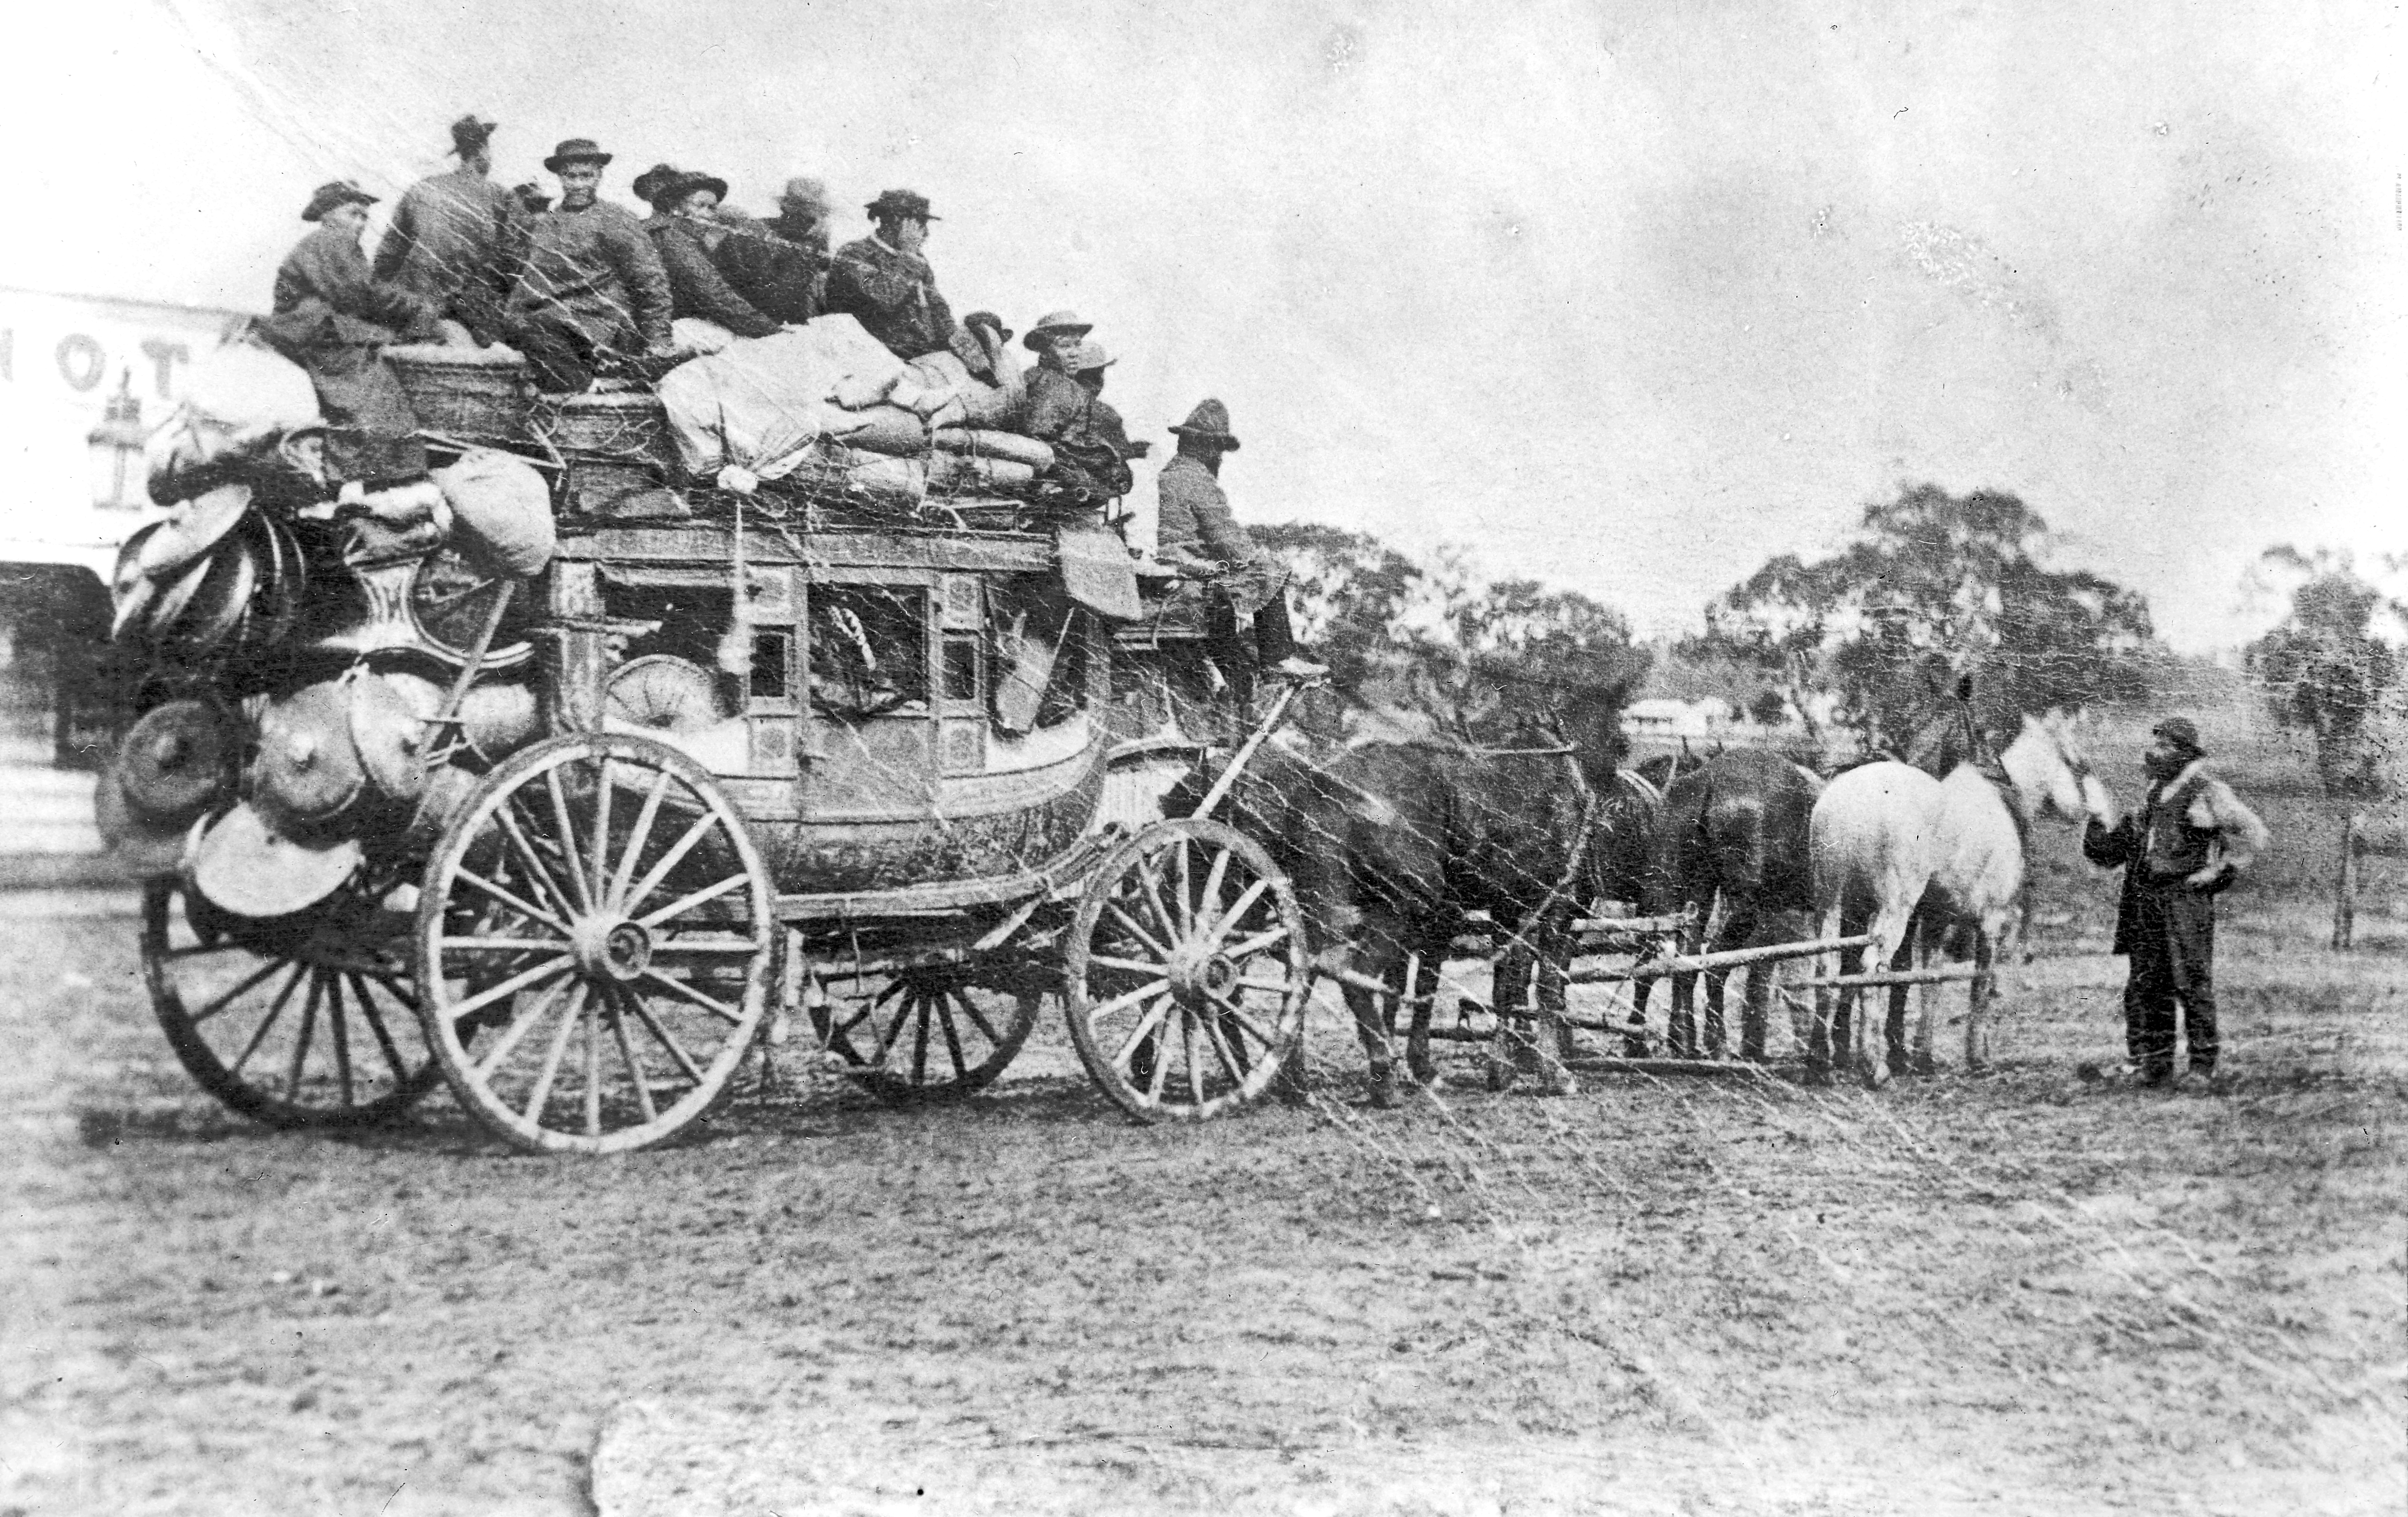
5, 0, 2400, 652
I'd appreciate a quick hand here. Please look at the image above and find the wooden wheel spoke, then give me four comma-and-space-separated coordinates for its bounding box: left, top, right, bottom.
1197, 846, 1236, 932
1103, 902, 1173, 962
1090, 952, 1168, 977
1173, 837, 1195, 934
1184, 1011, 1205, 1107
635, 871, 751, 930
1211, 878, 1273, 944
188, 957, 292, 1027
347, 973, 413, 1085
442, 937, 573, 953
1131, 861, 1181, 949
1088, 976, 1171, 1023
453, 868, 573, 939
1234, 974, 1295, 996
1222, 924, 1291, 960
226, 964, 308, 1078
622, 810, 723, 919
470, 975, 567, 1079
493, 802, 581, 923
324, 972, 356, 1107
609, 767, 675, 910
1202, 1012, 1249, 1087
582, 990, 603, 1138
521, 982, 587, 1123
937, 995, 970, 1082
164, 939, 241, 961
591, 755, 615, 904
634, 968, 745, 1025
910, 992, 932, 1086
647, 936, 761, 954
607, 990, 659, 1124
284, 972, 325, 1100
1111, 996, 1173, 1075
1213, 997, 1284, 1056
543, 765, 597, 915
624, 987, 708, 1086
950, 990, 1003, 1048
447, 955, 574, 1020
869, 992, 916, 1068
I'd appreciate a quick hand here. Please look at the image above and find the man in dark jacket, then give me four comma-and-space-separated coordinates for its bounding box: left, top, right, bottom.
505, 139, 675, 392
825, 189, 954, 358
1154, 399, 1325, 690
373, 114, 523, 346
259, 180, 443, 484
633, 166, 780, 338
2082, 717, 2270, 1088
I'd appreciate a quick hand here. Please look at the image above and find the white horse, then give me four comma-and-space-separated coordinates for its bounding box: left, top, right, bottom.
1913, 710, 2098, 1071
1807, 761, 1946, 1082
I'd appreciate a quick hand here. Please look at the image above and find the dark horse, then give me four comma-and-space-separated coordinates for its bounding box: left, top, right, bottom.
1253, 670, 1634, 1106
1644, 749, 1823, 1060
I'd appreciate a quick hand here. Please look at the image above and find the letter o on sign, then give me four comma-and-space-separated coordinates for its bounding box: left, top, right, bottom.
56, 334, 106, 392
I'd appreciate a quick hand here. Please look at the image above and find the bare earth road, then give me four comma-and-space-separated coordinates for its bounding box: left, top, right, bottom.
2, 875, 2403, 1516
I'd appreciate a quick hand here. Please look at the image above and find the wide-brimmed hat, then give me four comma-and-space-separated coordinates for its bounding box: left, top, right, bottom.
1169, 398, 1240, 450
780, 176, 831, 210
2151, 716, 2204, 758
511, 181, 553, 213
247, 680, 368, 835
301, 180, 377, 222
1068, 340, 1115, 373
864, 188, 937, 222
962, 310, 1013, 343
543, 137, 612, 172
1023, 309, 1091, 351
115, 700, 237, 825
138, 483, 252, 579
449, 114, 497, 156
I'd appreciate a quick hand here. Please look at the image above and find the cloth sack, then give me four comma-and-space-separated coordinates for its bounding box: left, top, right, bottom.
655, 315, 899, 475
931, 428, 1053, 470
434, 447, 555, 576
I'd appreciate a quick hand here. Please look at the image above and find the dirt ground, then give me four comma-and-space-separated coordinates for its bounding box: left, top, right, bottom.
4, 703, 2405, 1516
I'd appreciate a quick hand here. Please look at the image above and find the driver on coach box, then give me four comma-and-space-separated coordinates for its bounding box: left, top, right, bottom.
1152, 399, 1327, 694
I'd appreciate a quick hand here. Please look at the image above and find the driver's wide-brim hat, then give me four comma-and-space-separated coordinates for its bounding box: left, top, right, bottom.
544, 138, 613, 172
1022, 309, 1092, 350
1168, 398, 1239, 450
191, 801, 364, 919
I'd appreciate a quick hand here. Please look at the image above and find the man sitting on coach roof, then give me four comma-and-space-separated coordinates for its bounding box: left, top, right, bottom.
824, 189, 955, 359
373, 114, 522, 348
504, 138, 675, 394
633, 165, 780, 339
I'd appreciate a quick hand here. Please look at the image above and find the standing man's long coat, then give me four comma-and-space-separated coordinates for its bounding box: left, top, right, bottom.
373, 166, 523, 338
260, 223, 441, 482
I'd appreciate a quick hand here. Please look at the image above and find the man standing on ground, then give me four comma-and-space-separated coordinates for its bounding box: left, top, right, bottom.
1154, 399, 1326, 693
2082, 717, 2270, 1089
825, 189, 953, 358
373, 114, 523, 347
505, 138, 674, 392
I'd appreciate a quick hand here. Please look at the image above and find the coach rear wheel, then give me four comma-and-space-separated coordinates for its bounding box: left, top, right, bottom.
808, 960, 1043, 1103
415, 733, 773, 1154
1064, 817, 1309, 1122
143, 878, 440, 1128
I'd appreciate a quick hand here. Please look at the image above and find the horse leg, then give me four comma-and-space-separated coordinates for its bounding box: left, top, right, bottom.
1965, 925, 1996, 1074
1406, 947, 1440, 1087
1808, 901, 1845, 1081
1488, 934, 1531, 1091
1705, 902, 1756, 1060
1536, 921, 1579, 1096
1668, 898, 1704, 1059
1859, 896, 1921, 1091
1729, 905, 1770, 1062
1624, 974, 1653, 1058
1885, 930, 1915, 1079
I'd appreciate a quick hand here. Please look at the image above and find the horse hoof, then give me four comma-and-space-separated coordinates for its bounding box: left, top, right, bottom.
1483, 1057, 1516, 1094
1408, 1059, 1439, 1087
1911, 1054, 1938, 1078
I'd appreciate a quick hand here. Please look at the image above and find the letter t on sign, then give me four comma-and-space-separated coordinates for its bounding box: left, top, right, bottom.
141, 339, 190, 400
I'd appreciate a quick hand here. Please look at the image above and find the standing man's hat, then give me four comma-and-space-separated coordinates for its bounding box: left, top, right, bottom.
449, 114, 498, 156
543, 138, 613, 172
631, 163, 681, 206
301, 180, 378, 222
1023, 309, 1093, 351
1068, 340, 1115, 373
2151, 716, 2204, 758
780, 176, 831, 210
864, 188, 937, 222
1168, 398, 1240, 451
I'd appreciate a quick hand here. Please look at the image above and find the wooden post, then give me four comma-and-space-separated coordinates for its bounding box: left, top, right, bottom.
2332, 805, 2358, 952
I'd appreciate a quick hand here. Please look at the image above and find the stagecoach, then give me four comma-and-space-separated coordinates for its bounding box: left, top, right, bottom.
127, 353, 1317, 1153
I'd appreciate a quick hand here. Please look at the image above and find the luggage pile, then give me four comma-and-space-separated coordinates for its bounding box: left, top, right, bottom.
97, 422, 555, 915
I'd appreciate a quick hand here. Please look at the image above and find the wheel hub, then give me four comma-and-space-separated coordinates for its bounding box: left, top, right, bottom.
1167, 947, 1239, 1009
572, 914, 654, 982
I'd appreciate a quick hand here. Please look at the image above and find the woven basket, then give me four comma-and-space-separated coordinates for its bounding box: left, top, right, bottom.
534, 389, 674, 465
384, 344, 535, 446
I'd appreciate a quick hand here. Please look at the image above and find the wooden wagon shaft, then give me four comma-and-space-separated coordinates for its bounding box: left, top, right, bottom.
1567, 932, 1876, 983
1190, 679, 1304, 823
1570, 912, 1693, 935
1789, 965, 1982, 990
1422, 1009, 1651, 1041
1564, 1056, 1766, 1079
